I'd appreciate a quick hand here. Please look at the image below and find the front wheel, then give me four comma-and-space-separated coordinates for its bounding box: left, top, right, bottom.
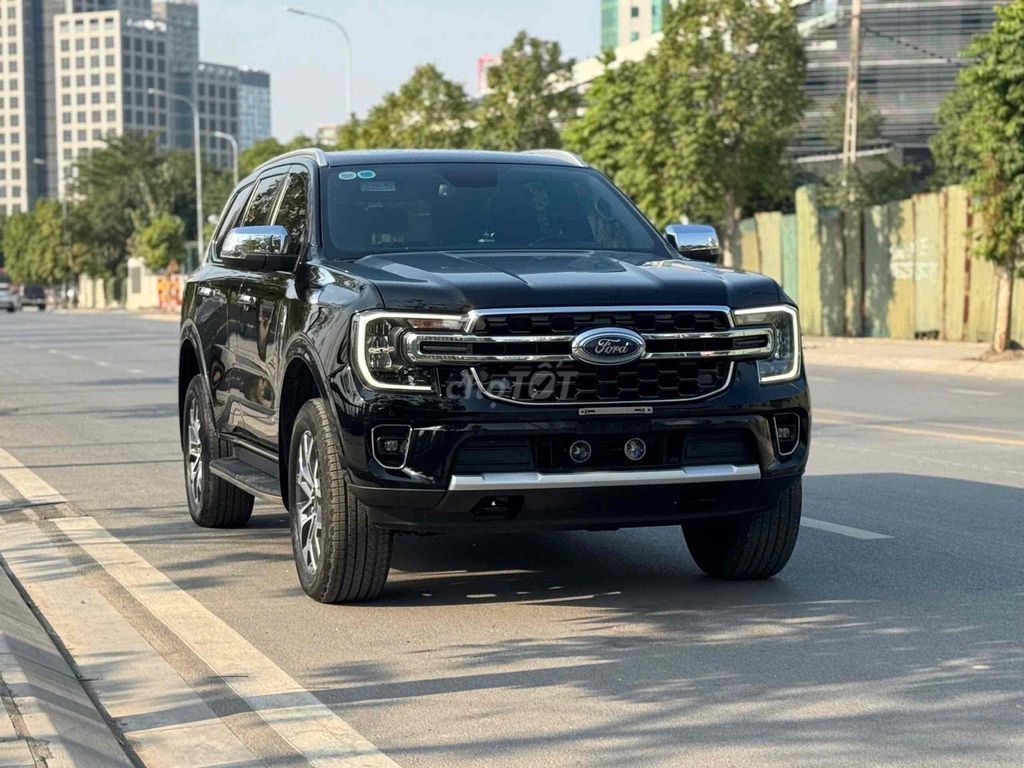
682, 478, 801, 580
289, 398, 393, 603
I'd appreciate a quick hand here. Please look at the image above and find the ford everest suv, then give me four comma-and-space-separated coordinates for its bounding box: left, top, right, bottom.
178, 149, 809, 603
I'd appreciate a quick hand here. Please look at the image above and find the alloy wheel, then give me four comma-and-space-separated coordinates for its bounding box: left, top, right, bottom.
186, 399, 204, 507
295, 430, 323, 574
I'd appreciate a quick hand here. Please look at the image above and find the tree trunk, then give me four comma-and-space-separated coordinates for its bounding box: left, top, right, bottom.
991, 262, 1014, 354
720, 193, 743, 269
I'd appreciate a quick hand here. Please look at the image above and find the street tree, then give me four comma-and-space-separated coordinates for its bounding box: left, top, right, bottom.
359, 64, 472, 149
933, 0, 1024, 352
818, 95, 916, 209
2, 202, 78, 285
475, 31, 581, 151
565, 0, 805, 266
132, 212, 187, 272
239, 135, 315, 176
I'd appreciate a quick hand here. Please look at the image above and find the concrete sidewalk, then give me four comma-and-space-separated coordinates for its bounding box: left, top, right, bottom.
804, 336, 1024, 380
0, 558, 134, 768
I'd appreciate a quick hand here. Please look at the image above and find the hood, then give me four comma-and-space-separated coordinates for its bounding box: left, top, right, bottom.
339, 251, 784, 313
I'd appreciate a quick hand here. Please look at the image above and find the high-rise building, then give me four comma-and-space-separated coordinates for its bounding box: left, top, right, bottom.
53, 10, 172, 196
794, 0, 999, 159
196, 61, 237, 168
237, 66, 270, 151
6, 0, 270, 214
601, 0, 669, 50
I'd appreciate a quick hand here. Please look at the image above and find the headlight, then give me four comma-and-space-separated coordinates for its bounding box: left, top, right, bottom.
733, 305, 801, 384
351, 311, 465, 392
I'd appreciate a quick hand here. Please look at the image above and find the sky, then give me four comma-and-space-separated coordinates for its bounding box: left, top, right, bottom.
198, 0, 600, 141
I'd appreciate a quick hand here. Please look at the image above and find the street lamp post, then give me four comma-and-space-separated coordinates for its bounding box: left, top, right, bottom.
211, 131, 239, 187
149, 87, 204, 263
284, 6, 353, 119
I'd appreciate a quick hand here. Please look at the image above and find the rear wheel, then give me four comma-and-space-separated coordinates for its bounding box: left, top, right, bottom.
289, 398, 393, 603
683, 478, 801, 580
182, 375, 254, 528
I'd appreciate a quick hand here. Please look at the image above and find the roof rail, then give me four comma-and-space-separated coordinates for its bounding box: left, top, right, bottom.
250, 147, 329, 177
520, 149, 588, 167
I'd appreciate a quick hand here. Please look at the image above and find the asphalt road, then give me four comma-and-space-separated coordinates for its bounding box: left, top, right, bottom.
1, 311, 1022, 767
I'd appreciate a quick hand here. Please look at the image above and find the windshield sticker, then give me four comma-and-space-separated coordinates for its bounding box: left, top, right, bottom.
360, 180, 396, 193
338, 171, 357, 180
357, 170, 377, 179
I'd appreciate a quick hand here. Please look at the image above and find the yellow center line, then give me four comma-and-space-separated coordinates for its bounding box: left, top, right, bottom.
815, 412, 1024, 448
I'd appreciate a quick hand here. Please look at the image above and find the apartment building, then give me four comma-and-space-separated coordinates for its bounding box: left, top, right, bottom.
6, 0, 270, 214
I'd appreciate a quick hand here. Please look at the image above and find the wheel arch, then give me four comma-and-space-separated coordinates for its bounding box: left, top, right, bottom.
178, 324, 206, 437
278, 337, 342, 510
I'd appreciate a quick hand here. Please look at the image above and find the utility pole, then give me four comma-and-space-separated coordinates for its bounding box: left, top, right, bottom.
842, 0, 864, 337
842, 0, 863, 197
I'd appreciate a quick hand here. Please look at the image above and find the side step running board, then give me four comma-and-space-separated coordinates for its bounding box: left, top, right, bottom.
209, 457, 281, 502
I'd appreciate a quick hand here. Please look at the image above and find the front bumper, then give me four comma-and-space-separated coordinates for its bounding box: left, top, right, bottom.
331, 360, 810, 532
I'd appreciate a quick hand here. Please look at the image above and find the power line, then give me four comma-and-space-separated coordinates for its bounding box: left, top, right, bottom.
859, 22, 964, 67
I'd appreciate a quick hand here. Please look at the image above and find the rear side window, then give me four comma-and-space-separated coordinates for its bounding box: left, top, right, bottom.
274, 167, 310, 255
242, 173, 285, 227
212, 183, 253, 259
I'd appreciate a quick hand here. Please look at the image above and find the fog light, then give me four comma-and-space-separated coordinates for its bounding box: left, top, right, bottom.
371, 424, 411, 468
624, 438, 647, 462
569, 440, 592, 464
773, 414, 800, 457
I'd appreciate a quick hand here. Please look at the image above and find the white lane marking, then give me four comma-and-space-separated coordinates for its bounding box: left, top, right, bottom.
95, 361, 111, 368
949, 388, 1000, 397
0, 445, 398, 767
802, 517, 892, 540
47, 349, 59, 355
56, 517, 400, 768
127, 368, 146, 375
0, 447, 63, 507
67, 353, 84, 361
2, 521, 253, 768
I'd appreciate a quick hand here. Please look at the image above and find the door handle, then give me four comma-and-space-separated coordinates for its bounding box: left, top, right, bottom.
237, 293, 257, 307
198, 286, 217, 297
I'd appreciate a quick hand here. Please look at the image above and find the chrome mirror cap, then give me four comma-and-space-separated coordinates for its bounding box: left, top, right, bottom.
222, 225, 289, 259
665, 224, 720, 263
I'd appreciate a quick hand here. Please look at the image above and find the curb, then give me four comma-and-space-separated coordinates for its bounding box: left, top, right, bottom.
0, 558, 135, 768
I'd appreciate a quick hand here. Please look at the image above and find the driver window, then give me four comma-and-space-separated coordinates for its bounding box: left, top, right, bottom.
273, 166, 310, 255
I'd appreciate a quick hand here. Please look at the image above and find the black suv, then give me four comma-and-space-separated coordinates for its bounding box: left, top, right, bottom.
179, 149, 809, 603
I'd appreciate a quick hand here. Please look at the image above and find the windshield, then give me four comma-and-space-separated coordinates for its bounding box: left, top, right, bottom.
322, 162, 664, 259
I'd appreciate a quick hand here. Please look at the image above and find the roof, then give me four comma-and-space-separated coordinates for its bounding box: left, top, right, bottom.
247, 148, 587, 184
323, 149, 587, 167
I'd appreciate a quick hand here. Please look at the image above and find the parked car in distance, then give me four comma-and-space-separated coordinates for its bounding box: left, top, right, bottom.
178, 148, 810, 603
0, 284, 21, 313
20, 285, 46, 311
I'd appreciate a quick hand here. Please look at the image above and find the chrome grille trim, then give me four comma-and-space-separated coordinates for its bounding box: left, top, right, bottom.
403, 326, 774, 365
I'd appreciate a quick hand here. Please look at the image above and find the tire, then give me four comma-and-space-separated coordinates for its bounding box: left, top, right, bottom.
182, 375, 254, 528
683, 477, 801, 580
289, 398, 393, 603
37, 306, 45, 312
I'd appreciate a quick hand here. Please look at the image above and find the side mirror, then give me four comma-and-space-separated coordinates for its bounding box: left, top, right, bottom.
665, 224, 720, 263
221, 225, 295, 271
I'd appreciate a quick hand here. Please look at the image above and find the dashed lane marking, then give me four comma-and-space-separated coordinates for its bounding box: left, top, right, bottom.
949, 388, 1001, 397
802, 517, 892, 540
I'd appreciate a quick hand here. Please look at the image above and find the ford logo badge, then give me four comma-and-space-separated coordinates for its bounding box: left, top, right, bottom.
571, 327, 646, 366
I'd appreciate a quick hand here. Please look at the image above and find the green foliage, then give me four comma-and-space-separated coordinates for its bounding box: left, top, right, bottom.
932, 0, 1024, 274
2, 201, 81, 285
132, 213, 186, 271
239, 134, 317, 176
474, 31, 581, 151
822, 95, 885, 149
358, 64, 472, 149
565, 0, 805, 264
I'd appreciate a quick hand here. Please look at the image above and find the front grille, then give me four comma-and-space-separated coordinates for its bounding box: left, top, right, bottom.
416, 307, 770, 405
474, 359, 731, 403
470, 309, 730, 336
